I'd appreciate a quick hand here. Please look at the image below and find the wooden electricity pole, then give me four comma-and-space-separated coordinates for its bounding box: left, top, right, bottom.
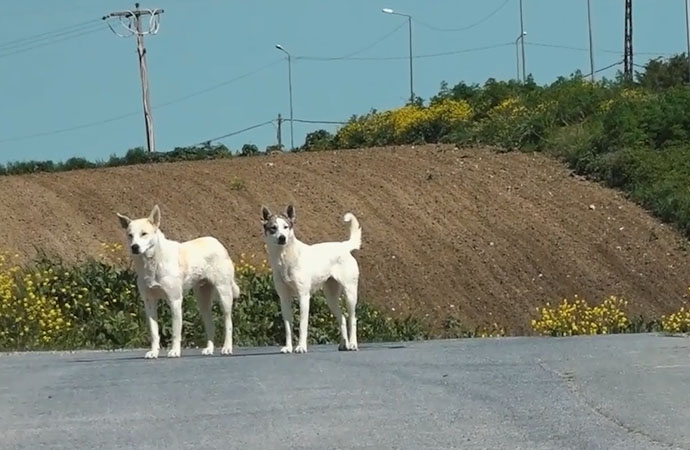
103, 3, 163, 152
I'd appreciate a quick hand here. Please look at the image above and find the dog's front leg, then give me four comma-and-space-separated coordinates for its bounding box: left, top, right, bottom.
167, 292, 183, 358
294, 292, 311, 354
143, 296, 160, 359
275, 282, 294, 354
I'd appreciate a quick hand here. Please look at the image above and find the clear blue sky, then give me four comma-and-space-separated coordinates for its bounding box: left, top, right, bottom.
0, 0, 685, 164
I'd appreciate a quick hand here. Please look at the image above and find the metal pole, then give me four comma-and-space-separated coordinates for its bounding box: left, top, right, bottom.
408, 15, 414, 104
287, 54, 294, 150
685, 0, 690, 83
519, 0, 526, 81
515, 36, 521, 82
587, 0, 596, 82
382, 8, 414, 103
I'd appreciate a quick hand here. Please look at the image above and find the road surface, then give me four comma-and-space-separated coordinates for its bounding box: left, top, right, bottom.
1, 334, 690, 449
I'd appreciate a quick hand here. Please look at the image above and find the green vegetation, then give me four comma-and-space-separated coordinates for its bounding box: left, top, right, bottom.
305, 55, 690, 241
0, 245, 432, 352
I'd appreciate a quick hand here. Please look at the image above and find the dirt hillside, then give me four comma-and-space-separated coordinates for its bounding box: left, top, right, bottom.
1, 144, 689, 333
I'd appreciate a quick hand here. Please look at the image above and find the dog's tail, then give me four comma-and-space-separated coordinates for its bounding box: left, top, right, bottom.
343, 212, 362, 252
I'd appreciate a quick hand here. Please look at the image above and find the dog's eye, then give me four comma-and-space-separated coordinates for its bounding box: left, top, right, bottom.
127, 233, 133, 239
282, 224, 288, 230
141, 232, 148, 237
269, 226, 277, 233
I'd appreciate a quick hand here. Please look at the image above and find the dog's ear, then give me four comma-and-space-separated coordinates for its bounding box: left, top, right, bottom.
148, 205, 161, 228
261, 205, 272, 223
285, 204, 296, 223
116, 213, 131, 229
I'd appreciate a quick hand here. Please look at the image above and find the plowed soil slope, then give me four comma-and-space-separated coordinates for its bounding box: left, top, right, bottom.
2, 144, 689, 333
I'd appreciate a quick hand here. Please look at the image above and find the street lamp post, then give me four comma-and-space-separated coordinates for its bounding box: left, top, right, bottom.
275, 44, 294, 150
519, 0, 526, 81
515, 31, 526, 82
382, 8, 414, 104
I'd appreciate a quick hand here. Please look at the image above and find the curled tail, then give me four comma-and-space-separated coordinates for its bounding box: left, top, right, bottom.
343, 212, 362, 252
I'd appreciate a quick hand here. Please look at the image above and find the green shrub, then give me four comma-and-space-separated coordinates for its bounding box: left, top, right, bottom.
0, 247, 430, 351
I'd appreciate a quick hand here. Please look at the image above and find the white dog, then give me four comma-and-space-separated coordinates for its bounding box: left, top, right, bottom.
116, 205, 240, 359
260, 204, 362, 354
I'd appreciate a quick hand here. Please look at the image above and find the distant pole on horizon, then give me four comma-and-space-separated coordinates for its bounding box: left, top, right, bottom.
515, 32, 526, 82
587, 0, 596, 82
275, 44, 294, 151
519, 0, 527, 81
382, 8, 414, 104
103, 3, 164, 153
685, 0, 690, 83
623, 0, 633, 81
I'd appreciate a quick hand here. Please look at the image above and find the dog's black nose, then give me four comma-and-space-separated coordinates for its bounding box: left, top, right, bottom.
131, 244, 140, 254
277, 235, 286, 245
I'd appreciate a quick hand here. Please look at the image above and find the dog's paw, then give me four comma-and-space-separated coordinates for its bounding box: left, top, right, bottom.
167, 348, 181, 358
144, 349, 159, 359
338, 341, 349, 351
347, 342, 359, 351
280, 346, 293, 354
220, 346, 233, 356
201, 346, 214, 356
294, 344, 308, 354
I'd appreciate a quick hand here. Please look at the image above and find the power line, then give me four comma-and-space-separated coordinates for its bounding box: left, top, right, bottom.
0, 25, 103, 58
0, 111, 140, 144
0, 60, 282, 144
594, 59, 623, 74
324, 23, 406, 61
290, 118, 347, 125
526, 41, 672, 56
191, 120, 275, 146
298, 42, 513, 61
413, 0, 511, 32
0, 19, 100, 49
154, 58, 283, 109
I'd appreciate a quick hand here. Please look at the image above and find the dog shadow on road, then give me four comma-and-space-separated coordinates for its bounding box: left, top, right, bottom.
68, 344, 407, 364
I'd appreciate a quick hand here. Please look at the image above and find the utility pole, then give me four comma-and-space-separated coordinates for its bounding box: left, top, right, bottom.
685, 0, 690, 83
515, 32, 526, 82
519, 0, 527, 82
587, 0, 596, 82
103, 3, 164, 153
277, 113, 283, 149
623, 0, 633, 81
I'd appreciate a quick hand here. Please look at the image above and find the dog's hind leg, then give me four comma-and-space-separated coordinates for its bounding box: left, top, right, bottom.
215, 283, 235, 355
344, 282, 359, 351
165, 288, 184, 358
194, 282, 215, 356
324, 278, 349, 351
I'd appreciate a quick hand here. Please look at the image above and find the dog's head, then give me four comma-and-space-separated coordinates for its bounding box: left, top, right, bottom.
260, 204, 295, 247
116, 205, 162, 256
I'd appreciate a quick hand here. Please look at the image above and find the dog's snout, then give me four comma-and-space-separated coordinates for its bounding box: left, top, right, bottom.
277, 235, 286, 245
131, 244, 141, 254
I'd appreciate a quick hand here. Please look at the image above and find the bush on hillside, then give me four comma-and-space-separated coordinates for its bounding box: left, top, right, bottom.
333, 98, 472, 149
0, 144, 235, 176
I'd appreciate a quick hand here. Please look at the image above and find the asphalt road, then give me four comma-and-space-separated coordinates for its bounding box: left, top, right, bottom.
1, 334, 690, 450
